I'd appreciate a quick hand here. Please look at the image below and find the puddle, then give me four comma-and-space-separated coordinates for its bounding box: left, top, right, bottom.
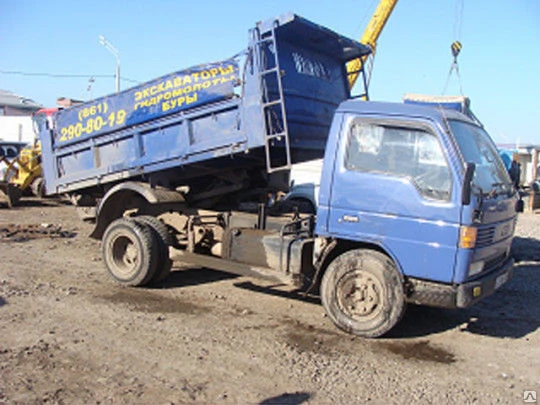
282, 318, 342, 355
279, 317, 455, 364
98, 288, 210, 315
381, 340, 455, 364
285, 331, 326, 353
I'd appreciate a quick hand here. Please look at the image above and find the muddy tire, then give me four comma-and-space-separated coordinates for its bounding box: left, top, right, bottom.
102, 218, 158, 286
321, 249, 406, 338
133, 215, 173, 283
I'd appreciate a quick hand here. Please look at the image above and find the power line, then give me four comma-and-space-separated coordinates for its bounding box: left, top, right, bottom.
0, 70, 140, 84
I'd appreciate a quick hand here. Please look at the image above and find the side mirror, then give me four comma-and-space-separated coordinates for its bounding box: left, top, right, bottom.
461, 162, 476, 206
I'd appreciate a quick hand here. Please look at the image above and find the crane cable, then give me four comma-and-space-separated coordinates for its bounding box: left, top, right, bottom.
442, 0, 465, 95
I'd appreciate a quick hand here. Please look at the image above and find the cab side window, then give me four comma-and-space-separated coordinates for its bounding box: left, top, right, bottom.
346, 121, 452, 201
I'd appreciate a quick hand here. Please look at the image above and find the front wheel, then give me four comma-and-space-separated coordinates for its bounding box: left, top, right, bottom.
321, 249, 405, 338
102, 218, 158, 286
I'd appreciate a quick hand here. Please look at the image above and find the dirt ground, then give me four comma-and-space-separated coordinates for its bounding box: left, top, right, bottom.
0, 197, 539, 404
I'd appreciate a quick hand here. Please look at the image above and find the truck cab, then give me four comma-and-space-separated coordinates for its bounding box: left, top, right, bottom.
313, 100, 516, 336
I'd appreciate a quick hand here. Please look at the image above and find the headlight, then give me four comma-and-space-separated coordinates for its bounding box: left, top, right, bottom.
468, 260, 485, 277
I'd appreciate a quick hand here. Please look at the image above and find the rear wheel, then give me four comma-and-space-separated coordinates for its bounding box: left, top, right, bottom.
133, 215, 173, 283
102, 218, 158, 286
321, 249, 406, 338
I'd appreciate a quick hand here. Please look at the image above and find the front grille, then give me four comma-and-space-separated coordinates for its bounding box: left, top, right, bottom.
476, 226, 495, 247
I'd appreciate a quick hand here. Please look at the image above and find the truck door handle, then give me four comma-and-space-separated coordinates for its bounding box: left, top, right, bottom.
340, 215, 359, 223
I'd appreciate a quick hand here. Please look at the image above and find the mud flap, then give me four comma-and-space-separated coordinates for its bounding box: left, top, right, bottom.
0, 182, 22, 208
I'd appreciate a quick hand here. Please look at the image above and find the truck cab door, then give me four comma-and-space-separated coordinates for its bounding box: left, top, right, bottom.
323, 115, 462, 283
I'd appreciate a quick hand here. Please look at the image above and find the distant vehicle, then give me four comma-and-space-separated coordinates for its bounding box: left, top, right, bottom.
0, 108, 58, 207
0, 141, 27, 159
282, 159, 323, 214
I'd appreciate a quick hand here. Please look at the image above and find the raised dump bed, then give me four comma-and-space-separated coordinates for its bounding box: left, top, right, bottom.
40, 13, 371, 206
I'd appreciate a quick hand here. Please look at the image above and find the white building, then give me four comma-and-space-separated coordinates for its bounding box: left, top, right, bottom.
0, 89, 42, 143
499, 144, 539, 186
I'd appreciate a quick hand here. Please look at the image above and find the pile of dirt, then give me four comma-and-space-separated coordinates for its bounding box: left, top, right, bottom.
0, 224, 76, 242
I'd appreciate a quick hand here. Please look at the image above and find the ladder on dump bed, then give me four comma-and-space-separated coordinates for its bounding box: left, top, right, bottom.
255, 22, 292, 173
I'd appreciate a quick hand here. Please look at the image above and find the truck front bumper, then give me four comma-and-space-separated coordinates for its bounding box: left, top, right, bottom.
406, 257, 514, 309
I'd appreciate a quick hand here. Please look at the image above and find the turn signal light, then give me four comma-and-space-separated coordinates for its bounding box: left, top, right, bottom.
459, 226, 477, 249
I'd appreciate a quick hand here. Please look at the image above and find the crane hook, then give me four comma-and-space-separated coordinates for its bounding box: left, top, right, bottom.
451, 40, 462, 62
443, 41, 464, 95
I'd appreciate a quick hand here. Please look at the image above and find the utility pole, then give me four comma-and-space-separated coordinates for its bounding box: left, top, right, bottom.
99, 35, 120, 92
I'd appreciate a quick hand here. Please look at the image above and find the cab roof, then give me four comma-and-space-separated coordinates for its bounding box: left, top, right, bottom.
337, 99, 478, 126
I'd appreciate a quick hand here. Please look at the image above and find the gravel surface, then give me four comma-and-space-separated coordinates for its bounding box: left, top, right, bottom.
0, 197, 539, 404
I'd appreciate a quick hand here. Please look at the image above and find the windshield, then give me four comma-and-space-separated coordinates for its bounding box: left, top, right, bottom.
449, 120, 512, 196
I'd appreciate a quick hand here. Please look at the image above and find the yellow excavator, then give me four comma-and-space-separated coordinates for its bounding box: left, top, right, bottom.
0, 108, 57, 207
0, 142, 42, 207
347, 0, 398, 91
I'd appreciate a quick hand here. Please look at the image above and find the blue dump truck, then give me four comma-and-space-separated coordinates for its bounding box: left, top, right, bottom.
39, 14, 519, 337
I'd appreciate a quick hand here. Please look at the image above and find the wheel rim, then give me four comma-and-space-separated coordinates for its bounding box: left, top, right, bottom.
336, 270, 384, 322
110, 232, 140, 278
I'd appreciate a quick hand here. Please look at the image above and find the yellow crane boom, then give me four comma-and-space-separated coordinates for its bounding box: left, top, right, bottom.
347, 0, 398, 89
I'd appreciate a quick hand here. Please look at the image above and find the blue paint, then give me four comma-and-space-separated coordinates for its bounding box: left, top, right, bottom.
316, 100, 517, 284
40, 13, 371, 195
